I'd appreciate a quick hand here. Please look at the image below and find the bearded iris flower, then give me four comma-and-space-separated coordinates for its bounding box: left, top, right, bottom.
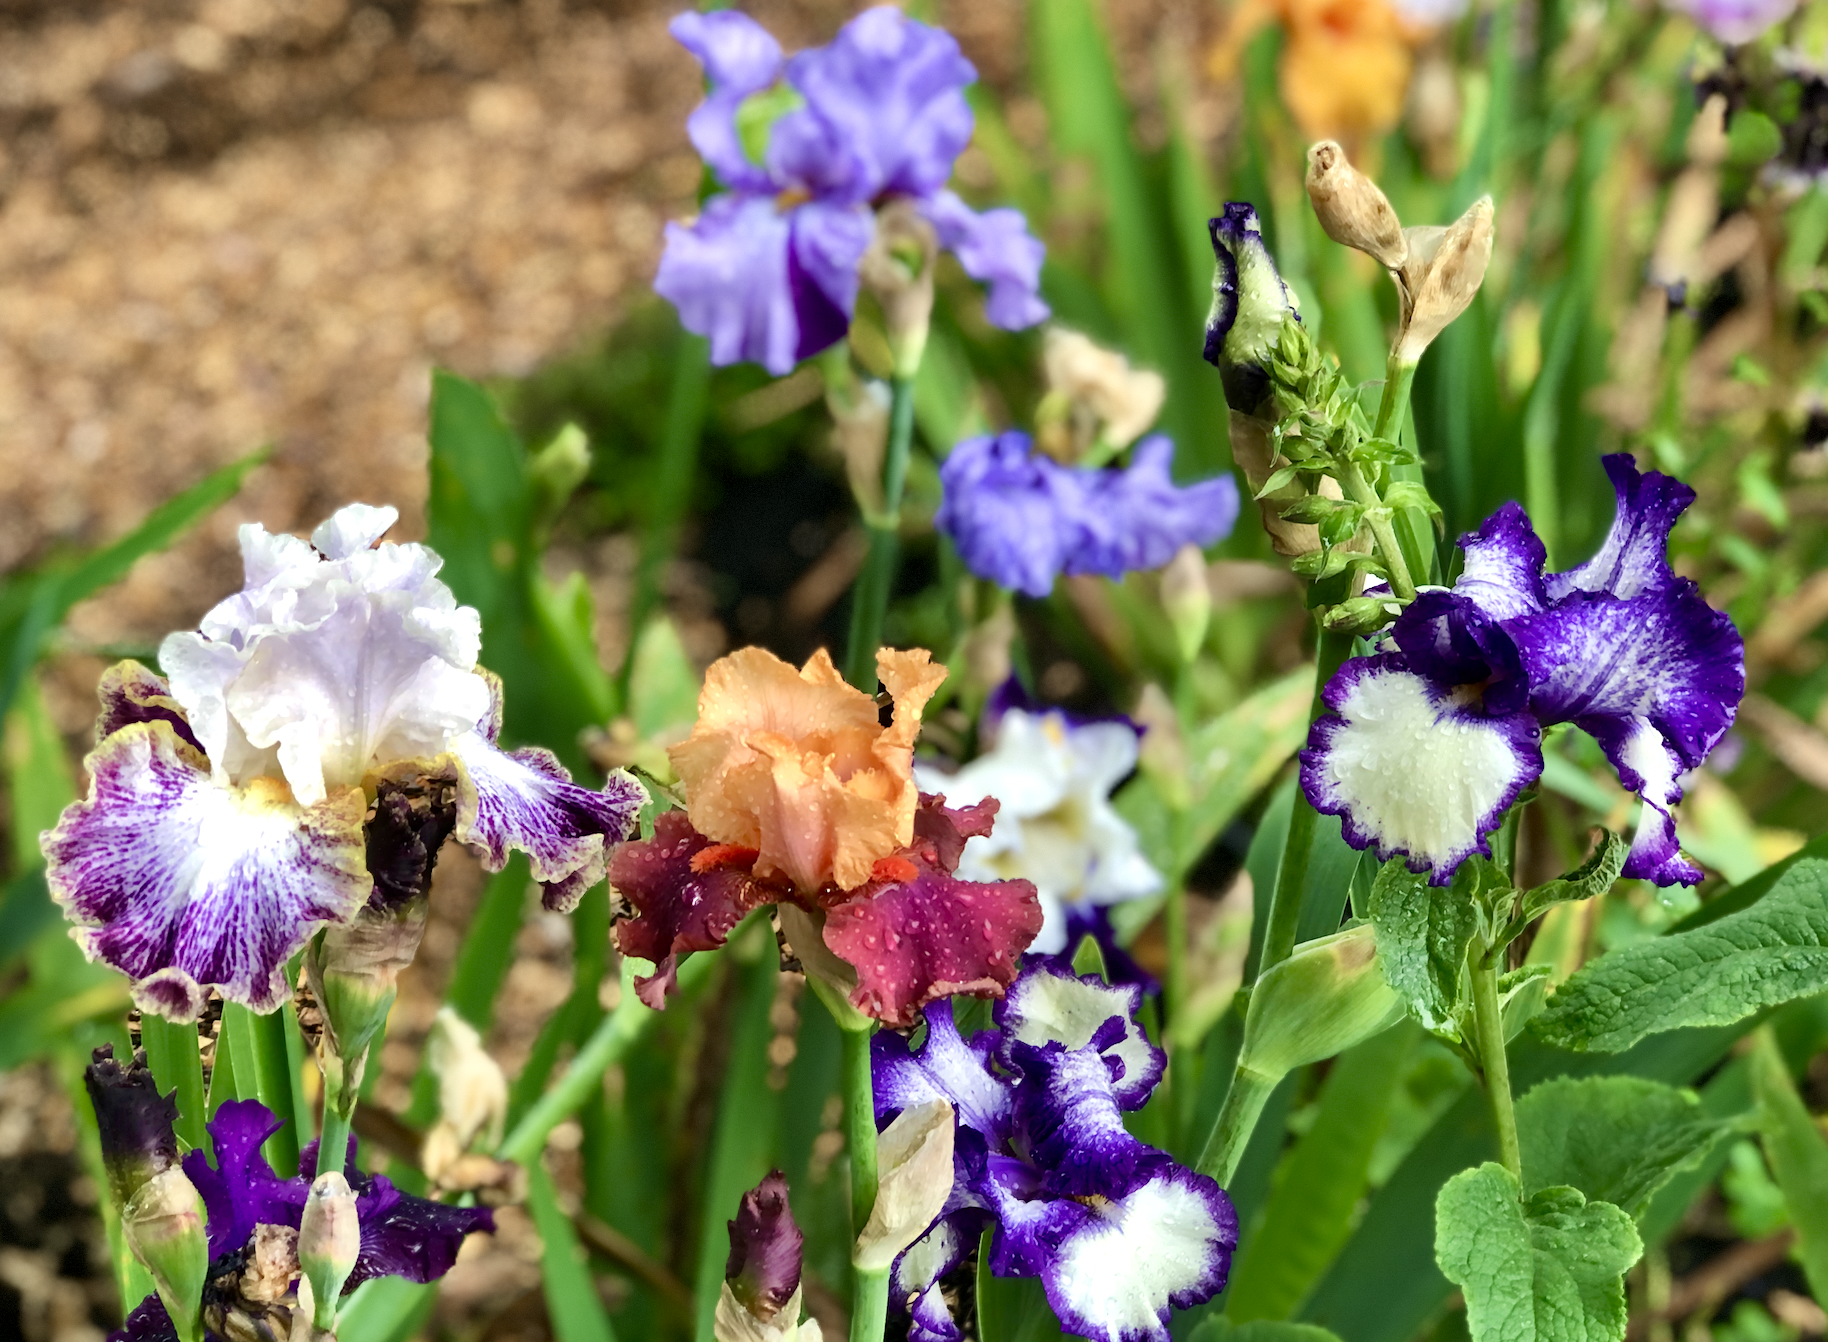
874, 962, 1235, 1342
44, 505, 645, 1020
655, 6, 1048, 375
934, 432, 1240, 598
1301, 456, 1745, 886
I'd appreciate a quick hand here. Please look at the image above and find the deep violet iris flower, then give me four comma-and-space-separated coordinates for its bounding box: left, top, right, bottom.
934, 432, 1240, 597
111, 1098, 492, 1342
43, 504, 644, 1021
1301, 455, 1744, 887
654, 6, 1048, 375
874, 963, 1236, 1342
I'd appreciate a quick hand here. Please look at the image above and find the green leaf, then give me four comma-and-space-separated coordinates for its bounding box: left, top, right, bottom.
1254, 463, 1305, 499
1189, 1320, 1344, 1342
1369, 860, 1477, 1039
1516, 1077, 1737, 1219
627, 616, 700, 740
1749, 1028, 1828, 1303
1435, 1163, 1642, 1342
527, 1161, 619, 1342
1510, 834, 1627, 939
1532, 857, 1828, 1053
336, 1279, 437, 1342
975, 1233, 1066, 1342
1226, 1024, 1418, 1322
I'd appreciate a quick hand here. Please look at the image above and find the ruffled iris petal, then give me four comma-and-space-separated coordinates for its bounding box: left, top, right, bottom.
1073, 436, 1240, 578
96, 660, 202, 754
993, 963, 1163, 1110
1547, 454, 1694, 602
46, 724, 369, 1019
1451, 501, 1547, 622
183, 1099, 306, 1258
934, 432, 1086, 598
1300, 656, 1542, 885
1007, 1033, 1170, 1200
923, 191, 1050, 331
1579, 715, 1704, 886
670, 11, 784, 194
656, 195, 800, 376
872, 1000, 1013, 1138
450, 732, 644, 912
345, 1172, 497, 1290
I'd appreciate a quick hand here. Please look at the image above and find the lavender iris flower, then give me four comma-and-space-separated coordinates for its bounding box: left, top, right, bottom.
934, 432, 1241, 597
1666, 0, 1795, 44
110, 1098, 492, 1342
1301, 455, 1745, 887
655, 6, 1048, 375
873, 963, 1236, 1342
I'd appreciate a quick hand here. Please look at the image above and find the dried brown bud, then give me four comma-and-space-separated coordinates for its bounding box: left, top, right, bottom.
1305, 141, 1407, 269
858, 200, 938, 376
1394, 195, 1495, 363
1039, 328, 1166, 458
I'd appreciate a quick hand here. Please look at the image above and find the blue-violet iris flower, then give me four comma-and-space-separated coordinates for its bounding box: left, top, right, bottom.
1301, 455, 1744, 887
935, 432, 1240, 597
874, 962, 1236, 1342
44, 504, 644, 1020
113, 1097, 492, 1342
654, 6, 1048, 375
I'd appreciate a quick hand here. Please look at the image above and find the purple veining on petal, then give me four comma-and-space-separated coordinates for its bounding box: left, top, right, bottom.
46, 723, 370, 1019
670, 11, 784, 195
1578, 715, 1705, 886
1545, 454, 1694, 602
1006, 1033, 1171, 1200
96, 661, 203, 754
450, 733, 644, 912
873, 1000, 1015, 1140
994, 962, 1163, 1111
907, 1278, 965, 1342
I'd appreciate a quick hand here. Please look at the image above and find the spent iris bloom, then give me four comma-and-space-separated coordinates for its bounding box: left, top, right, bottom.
913, 706, 1161, 957
1301, 456, 1745, 886
1667, 0, 1796, 44
934, 432, 1240, 598
874, 963, 1236, 1342
655, 6, 1047, 375
103, 1087, 491, 1342
44, 505, 644, 1020
610, 647, 1043, 1025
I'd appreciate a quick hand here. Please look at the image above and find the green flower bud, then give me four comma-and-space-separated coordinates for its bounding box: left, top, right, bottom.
1204, 203, 1301, 417
123, 1168, 210, 1342
298, 1171, 360, 1329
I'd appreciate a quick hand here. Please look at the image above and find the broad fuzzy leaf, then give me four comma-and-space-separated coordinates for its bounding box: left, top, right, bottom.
1511, 833, 1627, 940
1533, 858, 1828, 1053
1435, 1163, 1641, 1342
1369, 859, 1477, 1039
1516, 1077, 1737, 1218
1749, 1029, 1828, 1304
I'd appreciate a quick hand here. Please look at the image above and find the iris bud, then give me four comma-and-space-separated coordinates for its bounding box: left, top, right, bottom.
298, 1171, 361, 1329
1394, 196, 1495, 364
122, 1168, 210, 1342
421, 1007, 509, 1182
84, 1045, 179, 1211
1305, 141, 1408, 269
1204, 203, 1301, 417
1239, 923, 1405, 1080
858, 200, 938, 378
714, 1172, 824, 1341
1160, 543, 1213, 664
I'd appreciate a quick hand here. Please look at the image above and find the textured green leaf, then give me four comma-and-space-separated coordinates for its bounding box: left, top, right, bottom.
1511, 834, 1627, 939
1516, 1077, 1735, 1218
1749, 1028, 1828, 1303
1436, 1163, 1641, 1342
1533, 858, 1828, 1053
1189, 1320, 1343, 1342
1370, 860, 1477, 1039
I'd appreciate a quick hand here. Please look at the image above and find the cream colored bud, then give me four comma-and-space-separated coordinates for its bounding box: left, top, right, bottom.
1042, 327, 1167, 456
428, 1007, 508, 1155
858, 200, 938, 377
1305, 141, 1407, 269
299, 1172, 360, 1328
1160, 544, 1212, 665
714, 1283, 824, 1342
854, 1099, 955, 1271
124, 1168, 210, 1342
824, 363, 892, 522
1394, 195, 1494, 363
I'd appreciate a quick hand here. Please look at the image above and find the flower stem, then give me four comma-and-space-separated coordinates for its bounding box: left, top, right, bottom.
1335, 461, 1417, 603
1196, 1066, 1279, 1186
1469, 948, 1523, 1184
1372, 354, 1418, 445
139, 1016, 208, 1154
316, 1099, 353, 1180
844, 373, 917, 691
840, 1020, 887, 1342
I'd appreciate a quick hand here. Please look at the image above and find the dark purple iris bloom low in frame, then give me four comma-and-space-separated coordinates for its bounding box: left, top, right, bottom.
934, 431, 1240, 597
1301, 455, 1745, 887
654, 6, 1049, 375
873, 963, 1235, 1342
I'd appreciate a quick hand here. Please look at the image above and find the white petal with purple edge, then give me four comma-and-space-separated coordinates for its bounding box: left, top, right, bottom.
43, 723, 369, 1020
449, 732, 644, 907
995, 965, 1163, 1110
1040, 1165, 1237, 1342
907, 1280, 961, 1342
1584, 716, 1703, 886
1302, 658, 1541, 882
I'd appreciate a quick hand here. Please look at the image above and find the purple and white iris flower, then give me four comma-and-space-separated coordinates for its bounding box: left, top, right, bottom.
1301, 455, 1744, 887
914, 707, 1160, 957
874, 962, 1235, 1342
1666, 0, 1795, 44
44, 504, 644, 1021
111, 1096, 493, 1342
655, 6, 1048, 375
934, 431, 1241, 597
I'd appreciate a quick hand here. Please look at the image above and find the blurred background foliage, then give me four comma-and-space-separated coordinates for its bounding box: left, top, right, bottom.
2, 2, 1827, 1342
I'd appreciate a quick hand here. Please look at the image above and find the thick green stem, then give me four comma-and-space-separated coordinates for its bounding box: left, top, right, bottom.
850, 1266, 890, 1342
841, 1020, 885, 1342
1256, 629, 1356, 976
1470, 950, 1523, 1183
844, 374, 917, 691
316, 1101, 353, 1181
1336, 462, 1417, 603
1372, 355, 1418, 445
1197, 1067, 1280, 1186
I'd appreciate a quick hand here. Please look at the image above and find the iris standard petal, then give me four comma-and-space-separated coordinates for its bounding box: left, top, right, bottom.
449, 731, 643, 910
872, 1000, 1014, 1138
1451, 501, 1547, 622
1300, 655, 1543, 884
922, 191, 1050, 331
1006, 1033, 1171, 1200
993, 963, 1163, 1111
670, 11, 784, 194
45, 723, 369, 1019
1545, 454, 1695, 602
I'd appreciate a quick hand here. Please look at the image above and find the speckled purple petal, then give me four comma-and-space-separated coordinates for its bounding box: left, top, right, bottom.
671, 11, 784, 194
1392, 591, 1530, 716
96, 661, 202, 754
345, 1171, 496, 1289
450, 732, 644, 912
874, 1000, 1015, 1141
923, 191, 1049, 331
993, 963, 1163, 1111
1452, 502, 1547, 622
183, 1099, 305, 1258
1006, 1033, 1171, 1200
1507, 584, 1743, 771
780, 6, 976, 202
109, 1293, 178, 1342
1300, 654, 1542, 885
1545, 455, 1695, 602
45, 723, 370, 1019
1578, 715, 1705, 886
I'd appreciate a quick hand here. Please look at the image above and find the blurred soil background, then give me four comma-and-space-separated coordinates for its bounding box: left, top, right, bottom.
0, 3, 1221, 1340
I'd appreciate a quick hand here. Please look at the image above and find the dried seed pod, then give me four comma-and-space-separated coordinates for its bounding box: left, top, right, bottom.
1305, 141, 1408, 269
